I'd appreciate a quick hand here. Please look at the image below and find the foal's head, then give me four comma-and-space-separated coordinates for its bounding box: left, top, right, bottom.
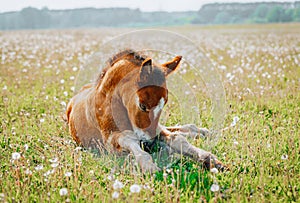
128, 55, 182, 139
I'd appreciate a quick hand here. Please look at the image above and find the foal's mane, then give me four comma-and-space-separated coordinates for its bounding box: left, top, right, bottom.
96, 49, 147, 84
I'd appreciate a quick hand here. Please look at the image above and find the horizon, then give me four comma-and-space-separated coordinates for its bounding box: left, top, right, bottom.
0, 0, 296, 13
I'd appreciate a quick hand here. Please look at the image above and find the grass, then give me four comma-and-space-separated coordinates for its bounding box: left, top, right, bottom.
0, 24, 299, 202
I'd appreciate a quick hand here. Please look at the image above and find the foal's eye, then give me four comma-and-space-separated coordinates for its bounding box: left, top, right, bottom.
139, 103, 147, 112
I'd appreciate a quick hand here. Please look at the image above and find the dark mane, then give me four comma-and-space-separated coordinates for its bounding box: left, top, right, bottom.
96, 49, 147, 84
108, 49, 147, 66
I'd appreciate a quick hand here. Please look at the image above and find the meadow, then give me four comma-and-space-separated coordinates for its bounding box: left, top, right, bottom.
0, 24, 299, 202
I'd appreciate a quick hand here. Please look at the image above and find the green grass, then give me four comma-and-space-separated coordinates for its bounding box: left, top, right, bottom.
0, 24, 299, 202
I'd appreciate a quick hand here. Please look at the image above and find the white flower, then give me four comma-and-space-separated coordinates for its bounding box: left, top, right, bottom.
25, 169, 32, 175
51, 163, 59, 168
113, 180, 124, 190
60, 101, 66, 107
112, 191, 119, 199
281, 154, 288, 160
74, 146, 82, 152
24, 144, 29, 151
2, 85, 7, 90
231, 116, 240, 127
59, 188, 68, 196
40, 118, 45, 123
233, 141, 239, 146
60, 79, 65, 84
106, 175, 113, 181
35, 165, 43, 171
12, 152, 21, 160
210, 168, 219, 174
65, 172, 72, 177
130, 184, 141, 193
210, 183, 220, 192
49, 158, 58, 163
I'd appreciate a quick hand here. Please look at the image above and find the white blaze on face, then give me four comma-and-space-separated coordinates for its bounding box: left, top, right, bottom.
153, 98, 165, 119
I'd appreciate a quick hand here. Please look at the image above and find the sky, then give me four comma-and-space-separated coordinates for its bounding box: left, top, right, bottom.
0, 0, 295, 12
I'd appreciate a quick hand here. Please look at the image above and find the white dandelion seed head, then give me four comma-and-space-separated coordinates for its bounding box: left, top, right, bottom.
49, 158, 58, 163
113, 180, 124, 190
210, 167, 219, 174
11, 152, 21, 160
65, 172, 72, 177
59, 188, 68, 196
35, 165, 43, 171
51, 163, 59, 168
106, 175, 113, 181
112, 191, 119, 199
24, 144, 29, 151
210, 183, 220, 192
130, 184, 141, 193
25, 169, 32, 175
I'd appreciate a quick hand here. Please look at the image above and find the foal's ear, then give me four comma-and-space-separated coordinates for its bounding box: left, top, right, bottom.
140, 58, 153, 81
162, 56, 182, 76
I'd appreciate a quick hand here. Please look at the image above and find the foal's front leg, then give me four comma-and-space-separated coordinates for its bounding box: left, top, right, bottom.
159, 129, 227, 171
165, 124, 211, 139
115, 130, 160, 173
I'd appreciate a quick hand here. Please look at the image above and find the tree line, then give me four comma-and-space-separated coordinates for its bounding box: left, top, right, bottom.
192, 2, 300, 24
0, 2, 299, 30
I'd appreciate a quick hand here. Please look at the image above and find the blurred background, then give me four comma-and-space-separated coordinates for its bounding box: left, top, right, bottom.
0, 0, 299, 30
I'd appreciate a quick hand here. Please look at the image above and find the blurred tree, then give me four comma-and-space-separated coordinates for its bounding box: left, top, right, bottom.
293, 8, 300, 21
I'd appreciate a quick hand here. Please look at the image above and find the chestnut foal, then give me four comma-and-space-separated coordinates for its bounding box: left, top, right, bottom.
66, 50, 226, 173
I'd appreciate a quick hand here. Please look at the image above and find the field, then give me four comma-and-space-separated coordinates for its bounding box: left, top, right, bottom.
0, 24, 299, 202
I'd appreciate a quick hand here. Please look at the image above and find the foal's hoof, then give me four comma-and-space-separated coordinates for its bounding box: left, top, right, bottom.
203, 155, 229, 172
137, 154, 161, 174
141, 163, 161, 174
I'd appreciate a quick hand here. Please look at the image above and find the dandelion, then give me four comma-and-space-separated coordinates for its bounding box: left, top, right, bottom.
112, 191, 119, 199
210, 183, 220, 192
74, 146, 82, 152
63, 172, 72, 177
210, 167, 219, 174
24, 144, 29, 151
35, 165, 43, 171
130, 184, 141, 193
231, 116, 240, 127
281, 154, 288, 160
60, 101, 66, 107
25, 169, 32, 175
59, 188, 68, 196
106, 175, 113, 181
49, 157, 58, 163
113, 180, 124, 190
11, 152, 21, 160
51, 163, 59, 168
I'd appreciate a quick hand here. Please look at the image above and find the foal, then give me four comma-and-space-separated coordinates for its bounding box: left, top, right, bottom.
66, 50, 226, 173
